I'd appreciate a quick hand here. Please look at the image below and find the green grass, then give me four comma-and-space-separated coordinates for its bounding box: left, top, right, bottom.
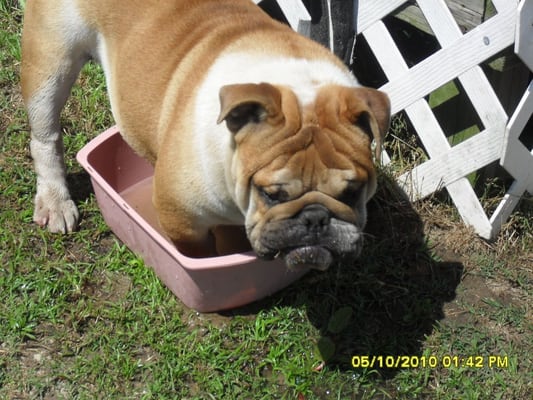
1, 2, 532, 399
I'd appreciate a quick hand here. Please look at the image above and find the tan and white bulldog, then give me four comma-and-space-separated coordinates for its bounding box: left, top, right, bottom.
21, 0, 390, 270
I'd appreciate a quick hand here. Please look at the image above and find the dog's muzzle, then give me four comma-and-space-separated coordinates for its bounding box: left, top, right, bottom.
255, 203, 363, 270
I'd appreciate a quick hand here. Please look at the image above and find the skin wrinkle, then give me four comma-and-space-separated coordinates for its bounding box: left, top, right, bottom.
253, 125, 367, 195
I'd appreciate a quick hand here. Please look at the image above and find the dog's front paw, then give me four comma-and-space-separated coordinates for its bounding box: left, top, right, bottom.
33, 194, 79, 233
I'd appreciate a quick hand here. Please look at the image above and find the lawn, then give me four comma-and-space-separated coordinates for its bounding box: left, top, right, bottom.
1, 1, 532, 399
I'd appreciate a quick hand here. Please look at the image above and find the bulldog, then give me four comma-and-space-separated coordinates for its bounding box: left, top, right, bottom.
21, 0, 390, 270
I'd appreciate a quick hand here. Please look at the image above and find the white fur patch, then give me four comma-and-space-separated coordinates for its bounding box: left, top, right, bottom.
60, 2, 98, 56
198, 54, 358, 110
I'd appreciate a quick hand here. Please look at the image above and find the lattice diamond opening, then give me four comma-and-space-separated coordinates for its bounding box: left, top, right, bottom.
382, 2, 441, 67
429, 78, 485, 148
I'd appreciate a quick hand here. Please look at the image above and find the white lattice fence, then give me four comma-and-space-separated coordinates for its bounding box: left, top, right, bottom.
356, 0, 532, 239
256, 0, 532, 240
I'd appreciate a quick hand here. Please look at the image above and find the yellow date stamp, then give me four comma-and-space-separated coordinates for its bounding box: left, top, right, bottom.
351, 355, 509, 369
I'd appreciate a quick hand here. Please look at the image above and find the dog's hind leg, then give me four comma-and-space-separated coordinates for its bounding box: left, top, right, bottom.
21, 0, 96, 233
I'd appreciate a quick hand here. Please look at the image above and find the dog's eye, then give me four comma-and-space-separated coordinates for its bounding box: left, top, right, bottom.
353, 111, 373, 140
339, 181, 363, 205
258, 186, 288, 205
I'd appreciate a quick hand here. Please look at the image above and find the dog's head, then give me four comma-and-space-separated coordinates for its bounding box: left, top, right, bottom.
218, 82, 390, 270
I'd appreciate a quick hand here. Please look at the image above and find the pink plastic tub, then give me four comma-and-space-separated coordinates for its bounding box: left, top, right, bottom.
76, 126, 308, 312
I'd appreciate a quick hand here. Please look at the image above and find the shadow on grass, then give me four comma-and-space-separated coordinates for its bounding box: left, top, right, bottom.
304, 173, 463, 378
227, 171, 463, 378
68, 171, 94, 205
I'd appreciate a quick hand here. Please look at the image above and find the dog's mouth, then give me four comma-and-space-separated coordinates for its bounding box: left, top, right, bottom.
250, 202, 364, 271
280, 245, 333, 271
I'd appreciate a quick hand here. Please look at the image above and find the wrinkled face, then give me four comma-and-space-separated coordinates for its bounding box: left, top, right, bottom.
218, 83, 390, 270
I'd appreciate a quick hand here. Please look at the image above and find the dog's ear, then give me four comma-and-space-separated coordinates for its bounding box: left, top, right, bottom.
344, 87, 390, 162
217, 83, 283, 134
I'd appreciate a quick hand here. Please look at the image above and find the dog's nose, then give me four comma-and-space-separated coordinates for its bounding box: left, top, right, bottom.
298, 204, 330, 234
